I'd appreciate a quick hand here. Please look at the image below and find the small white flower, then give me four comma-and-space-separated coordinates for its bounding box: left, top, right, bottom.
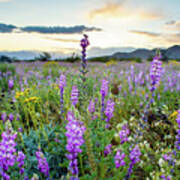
158, 158, 164, 167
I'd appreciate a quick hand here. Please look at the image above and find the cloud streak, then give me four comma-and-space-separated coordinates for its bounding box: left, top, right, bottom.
130, 29, 180, 45
165, 20, 180, 31
0, 23, 16, 33
21, 25, 102, 34
0, 23, 102, 34
165, 20, 176, 25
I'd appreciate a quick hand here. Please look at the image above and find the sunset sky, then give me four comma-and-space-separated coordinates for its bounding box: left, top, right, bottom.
0, 0, 180, 57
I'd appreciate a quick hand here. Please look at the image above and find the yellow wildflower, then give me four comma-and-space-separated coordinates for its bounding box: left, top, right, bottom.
169, 111, 178, 119
106, 59, 117, 67
24, 97, 40, 103
15, 91, 24, 99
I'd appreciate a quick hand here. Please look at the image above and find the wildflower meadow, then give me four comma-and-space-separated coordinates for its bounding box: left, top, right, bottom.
0, 35, 180, 180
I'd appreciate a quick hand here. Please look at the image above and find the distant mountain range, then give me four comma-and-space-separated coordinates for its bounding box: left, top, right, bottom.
0, 45, 180, 60
0, 47, 135, 60
111, 45, 180, 60
0, 51, 67, 60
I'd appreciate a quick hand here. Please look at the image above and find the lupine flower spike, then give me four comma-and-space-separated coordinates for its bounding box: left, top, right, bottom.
175, 110, 180, 150
59, 74, 66, 114
125, 145, 141, 180
0, 121, 17, 180
150, 50, 163, 93
35, 150, 49, 177
104, 99, 115, 128
65, 112, 86, 179
71, 85, 79, 107
17, 151, 26, 175
80, 34, 90, 77
114, 150, 126, 168
100, 79, 109, 120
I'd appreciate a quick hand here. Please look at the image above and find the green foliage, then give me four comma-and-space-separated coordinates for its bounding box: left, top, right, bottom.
0, 63, 16, 75
0, 63, 16, 91
1, 62, 180, 179
64, 55, 81, 63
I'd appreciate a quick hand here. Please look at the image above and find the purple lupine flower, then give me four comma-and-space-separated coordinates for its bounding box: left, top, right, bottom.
100, 79, 109, 97
176, 110, 180, 128
175, 130, 180, 151
1, 172, 10, 180
162, 151, 175, 175
80, 34, 90, 92
1, 112, 7, 123
119, 124, 130, 144
114, 150, 126, 168
100, 79, 109, 120
150, 53, 162, 92
35, 150, 49, 177
65, 111, 86, 179
0, 125, 17, 179
125, 145, 141, 180
8, 79, 14, 89
160, 175, 171, 180
129, 145, 141, 164
71, 85, 79, 106
104, 144, 112, 156
80, 34, 89, 74
16, 114, 20, 121
59, 74, 66, 114
104, 99, 115, 128
8, 113, 14, 121
163, 153, 173, 161
18, 127, 23, 133
88, 99, 95, 113
17, 151, 26, 174
59, 74, 66, 89
80, 34, 90, 49
175, 110, 180, 150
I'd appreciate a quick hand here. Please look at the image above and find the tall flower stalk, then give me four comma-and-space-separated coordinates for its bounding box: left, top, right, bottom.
175, 110, 180, 150
119, 124, 130, 144
80, 34, 90, 88
150, 51, 163, 93
71, 85, 79, 107
100, 79, 109, 120
114, 150, 126, 168
0, 121, 17, 180
35, 150, 49, 177
59, 74, 66, 114
88, 99, 95, 114
65, 112, 86, 180
79, 34, 90, 105
136, 51, 163, 137
125, 145, 141, 180
17, 151, 26, 175
8, 79, 14, 90
104, 99, 115, 128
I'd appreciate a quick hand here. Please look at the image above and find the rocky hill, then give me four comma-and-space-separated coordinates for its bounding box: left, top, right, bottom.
111, 45, 180, 60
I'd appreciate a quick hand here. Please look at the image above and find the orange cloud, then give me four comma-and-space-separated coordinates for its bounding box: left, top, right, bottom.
88, 2, 163, 21
130, 30, 161, 37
